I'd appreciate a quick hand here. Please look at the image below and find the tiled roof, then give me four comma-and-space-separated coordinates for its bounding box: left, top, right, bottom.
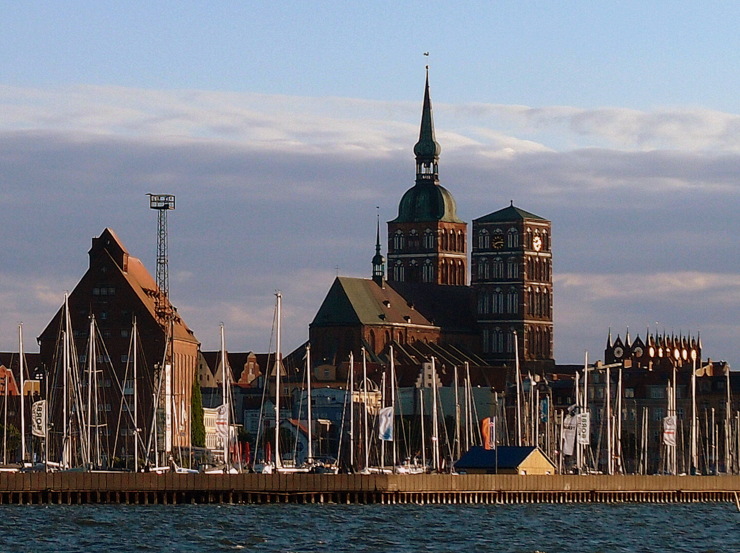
311, 277, 437, 329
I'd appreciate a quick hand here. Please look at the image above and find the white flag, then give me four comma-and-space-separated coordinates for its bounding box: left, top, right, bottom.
378, 406, 393, 441
216, 404, 228, 439
577, 412, 590, 445
31, 400, 46, 437
663, 415, 677, 447
562, 413, 577, 456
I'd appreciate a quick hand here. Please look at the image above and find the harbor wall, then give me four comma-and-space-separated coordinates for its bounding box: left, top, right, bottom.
1, 473, 739, 505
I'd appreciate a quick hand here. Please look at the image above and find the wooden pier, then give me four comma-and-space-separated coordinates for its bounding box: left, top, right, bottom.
1, 473, 740, 505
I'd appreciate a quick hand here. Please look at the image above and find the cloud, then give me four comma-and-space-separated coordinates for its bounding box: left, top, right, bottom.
0, 84, 739, 365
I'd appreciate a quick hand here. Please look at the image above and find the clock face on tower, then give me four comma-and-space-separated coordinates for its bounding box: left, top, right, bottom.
633, 346, 643, 358
492, 235, 504, 249
533, 236, 542, 251
613, 346, 624, 358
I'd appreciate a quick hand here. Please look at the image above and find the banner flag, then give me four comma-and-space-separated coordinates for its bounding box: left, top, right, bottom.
378, 406, 394, 441
216, 404, 228, 439
562, 413, 577, 456
31, 400, 46, 437
577, 412, 590, 445
663, 415, 677, 447
481, 417, 496, 450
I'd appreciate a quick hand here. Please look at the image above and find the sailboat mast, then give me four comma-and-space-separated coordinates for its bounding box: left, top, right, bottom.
431, 357, 439, 471
19, 324, 25, 465
133, 317, 139, 470
306, 343, 313, 463
62, 293, 71, 469
86, 316, 95, 467
514, 331, 522, 447
349, 351, 354, 471
274, 292, 282, 470
691, 355, 697, 472
221, 323, 229, 467
390, 345, 397, 467
362, 347, 369, 471
606, 364, 612, 475
454, 365, 461, 461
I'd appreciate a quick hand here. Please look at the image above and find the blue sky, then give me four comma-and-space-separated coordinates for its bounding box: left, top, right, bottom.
1, 1, 739, 364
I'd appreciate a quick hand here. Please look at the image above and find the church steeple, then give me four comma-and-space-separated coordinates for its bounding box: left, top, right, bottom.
372, 211, 385, 286
414, 67, 441, 185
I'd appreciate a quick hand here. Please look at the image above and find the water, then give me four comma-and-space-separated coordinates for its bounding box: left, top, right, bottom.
0, 503, 737, 552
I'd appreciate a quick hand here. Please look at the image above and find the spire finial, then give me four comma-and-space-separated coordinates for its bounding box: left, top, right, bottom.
414, 66, 441, 184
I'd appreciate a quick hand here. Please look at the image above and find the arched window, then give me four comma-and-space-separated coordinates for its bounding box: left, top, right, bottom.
393, 231, 405, 251
478, 229, 490, 250
507, 257, 518, 279
458, 231, 465, 252
507, 289, 518, 313
482, 327, 491, 353
422, 259, 434, 283
478, 258, 489, 280
423, 229, 435, 249
493, 288, 504, 314
493, 328, 504, 353
507, 228, 519, 248
492, 257, 504, 279
543, 289, 550, 318
393, 261, 405, 282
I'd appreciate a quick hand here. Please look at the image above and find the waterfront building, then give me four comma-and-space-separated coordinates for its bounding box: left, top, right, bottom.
36, 228, 200, 467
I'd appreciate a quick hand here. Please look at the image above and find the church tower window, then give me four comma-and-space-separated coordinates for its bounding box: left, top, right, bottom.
507, 228, 519, 248
423, 229, 435, 249
422, 259, 434, 283
478, 229, 490, 249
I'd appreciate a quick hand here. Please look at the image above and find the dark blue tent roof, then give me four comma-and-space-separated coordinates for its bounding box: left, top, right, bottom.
454, 446, 537, 470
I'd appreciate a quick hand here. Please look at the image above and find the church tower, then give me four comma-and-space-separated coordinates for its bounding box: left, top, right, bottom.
472, 203, 554, 371
387, 69, 467, 286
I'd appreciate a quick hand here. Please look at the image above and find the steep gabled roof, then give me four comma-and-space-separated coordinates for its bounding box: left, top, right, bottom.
311, 277, 436, 329
474, 204, 547, 224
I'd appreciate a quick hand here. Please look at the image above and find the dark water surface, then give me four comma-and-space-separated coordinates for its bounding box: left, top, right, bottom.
1, 503, 738, 552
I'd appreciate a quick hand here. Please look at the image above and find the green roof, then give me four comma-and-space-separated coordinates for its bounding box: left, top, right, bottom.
390, 183, 464, 223
474, 204, 547, 223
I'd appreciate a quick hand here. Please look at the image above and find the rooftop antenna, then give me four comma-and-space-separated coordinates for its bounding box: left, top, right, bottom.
147, 193, 175, 323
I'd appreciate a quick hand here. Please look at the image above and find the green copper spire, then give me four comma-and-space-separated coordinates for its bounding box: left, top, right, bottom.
413, 67, 441, 184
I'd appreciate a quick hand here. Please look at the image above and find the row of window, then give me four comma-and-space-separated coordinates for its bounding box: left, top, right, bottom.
92, 286, 116, 296
525, 288, 552, 318
476, 257, 519, 280
391, 259, 465, 285
478, 289, 519, 315
481, 326, 551, 357
476, 228, 550, 251
392, 229, 465, 253
526, 257, 551, 282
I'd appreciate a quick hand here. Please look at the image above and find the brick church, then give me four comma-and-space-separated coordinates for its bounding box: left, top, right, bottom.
309, 70, 554, 374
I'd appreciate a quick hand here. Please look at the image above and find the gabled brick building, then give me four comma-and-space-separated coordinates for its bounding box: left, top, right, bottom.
37, 228, 199, 467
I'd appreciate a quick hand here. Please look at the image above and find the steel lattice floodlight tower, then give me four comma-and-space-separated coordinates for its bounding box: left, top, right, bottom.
147, 193, 175, 323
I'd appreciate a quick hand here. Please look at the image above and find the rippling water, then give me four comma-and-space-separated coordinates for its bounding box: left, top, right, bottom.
1, 503, 738, 552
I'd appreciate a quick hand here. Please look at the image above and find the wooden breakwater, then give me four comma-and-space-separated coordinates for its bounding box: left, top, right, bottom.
1, 473, 739, 505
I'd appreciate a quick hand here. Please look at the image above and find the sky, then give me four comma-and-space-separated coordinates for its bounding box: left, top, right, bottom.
1, 1, 739, 365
